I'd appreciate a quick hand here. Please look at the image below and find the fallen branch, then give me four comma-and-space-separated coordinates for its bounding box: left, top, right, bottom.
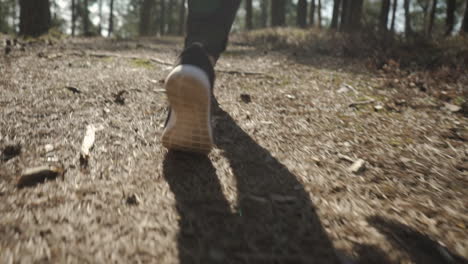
17, 165, 65, 188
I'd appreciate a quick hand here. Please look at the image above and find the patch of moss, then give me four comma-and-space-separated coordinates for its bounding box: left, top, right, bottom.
131, 58, 153, 69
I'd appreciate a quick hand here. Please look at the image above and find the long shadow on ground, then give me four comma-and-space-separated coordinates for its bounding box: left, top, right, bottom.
368, 216, 468, 264
163, 106, 339, 263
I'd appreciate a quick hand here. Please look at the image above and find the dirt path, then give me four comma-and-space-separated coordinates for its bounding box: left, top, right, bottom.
1, 37, 467, 263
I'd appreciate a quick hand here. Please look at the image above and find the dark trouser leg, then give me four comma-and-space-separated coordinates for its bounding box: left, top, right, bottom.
185, 0, 241, 62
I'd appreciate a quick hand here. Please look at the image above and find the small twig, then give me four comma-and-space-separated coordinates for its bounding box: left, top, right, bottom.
75, 51, 271, 77
349, 99, 375, 108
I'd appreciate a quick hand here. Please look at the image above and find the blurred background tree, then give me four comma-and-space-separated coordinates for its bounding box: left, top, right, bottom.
0, 0, 466, 38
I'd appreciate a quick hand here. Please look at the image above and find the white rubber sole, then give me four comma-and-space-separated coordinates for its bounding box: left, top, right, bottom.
162, 65, 213, 154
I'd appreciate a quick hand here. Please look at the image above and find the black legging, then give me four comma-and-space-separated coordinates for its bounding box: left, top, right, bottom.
185, 0, 241, 61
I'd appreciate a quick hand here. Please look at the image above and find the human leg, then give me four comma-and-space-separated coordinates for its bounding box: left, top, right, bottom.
161, 0, 240, 154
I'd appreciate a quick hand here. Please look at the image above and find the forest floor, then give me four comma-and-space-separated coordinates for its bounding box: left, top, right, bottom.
0, 34, 467, 264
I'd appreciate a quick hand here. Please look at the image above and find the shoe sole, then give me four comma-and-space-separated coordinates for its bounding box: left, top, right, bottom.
162, 65, 213, 154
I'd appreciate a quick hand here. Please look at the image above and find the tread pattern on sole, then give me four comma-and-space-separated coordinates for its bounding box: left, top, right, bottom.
161, 65, 213, 154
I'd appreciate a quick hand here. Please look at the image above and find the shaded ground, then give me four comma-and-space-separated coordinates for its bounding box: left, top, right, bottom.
1, 35, 467, 263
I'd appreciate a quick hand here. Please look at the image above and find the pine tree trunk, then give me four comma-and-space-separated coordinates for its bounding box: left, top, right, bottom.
140, 0, 154, 36
404, 0, 412, 37
330, 0, 341, 29
309, 0, 315, 26
317, 0, 322, 28
83, 0, 89, 35
390, 0, 398, 32
108, 0, 114, 36
445, 0, 455, 36
168, 0, 174, 34
260, 0, 268, 27
19, 0, 51, 36
341, 0, 362, 32
98, 0, 103, 35
271, 0, 285, 27
160, 0, 165, 35
379, 0, 391, 32
178, 0, 186, 35
246, 0, 253, 30
296, 0, 307, 28
462, 0, 468, 33
427, 0, 438, 37
340, 0, 348, 30
71, 0, 76, 36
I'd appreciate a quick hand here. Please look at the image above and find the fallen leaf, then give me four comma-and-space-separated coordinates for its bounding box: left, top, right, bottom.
240, 94, 251, 103
348, 159, 366, 174
80, 125, 96, 168
444, 103, 461, 113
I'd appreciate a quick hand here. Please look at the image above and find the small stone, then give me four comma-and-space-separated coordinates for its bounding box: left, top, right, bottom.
44, 144, 54, 153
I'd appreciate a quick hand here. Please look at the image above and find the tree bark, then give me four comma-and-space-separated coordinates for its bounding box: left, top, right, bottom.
245, 0, 253, 30
317, 0, 322, 28
71, 0, 76, 36
178, 0, 186, 35
309, 0, 315, 26
427, 0, 438, 37
19, 0, 51, 36
108, 0, 114, 37
379, 0, 391, 32
260, 0, 268, 27
330, 0, 341, 29
98, 0, 103, 35
83, 0, 89, 35
168, 0, 174, 34
160, 0, 165, 35
390, 0, 398, 32
340, 0, 349, 30
296, 0, 307, 28
341, 0, 362, 32
445, 0, 455, 36
404, 0, 412, 37
462, 0, 468, 33
140, 0, 154, 36
271, 0, 286, 27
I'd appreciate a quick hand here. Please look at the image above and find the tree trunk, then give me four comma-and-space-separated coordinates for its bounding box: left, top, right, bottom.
445, 0, 456, 36
245, 0, 253, 30
160, 0, 165, 35
427, 0, 438, 37
317, 0, 322, 28
71, 0, 76, 36
98, 0, 103, 35
309, 0, 315, 26
178, 0, 186, 35
462, 0, 468, 33
390, 0, 398, 32
342, 0, 362, 32
19, 0, 51, 36
168, 0, 174, 34
340, 0, 348, 30
83, 0, 89, 35
296, 0, 307, 28
140, 0, 154, 36
404, 0, 412, 37
271, 0, 286, 27
330, 0, 341, 29
379, 0, 391, 32
108, 0, 114, 37
260, 0, 268, 27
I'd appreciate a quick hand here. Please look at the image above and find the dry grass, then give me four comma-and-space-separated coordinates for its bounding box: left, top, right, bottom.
0, 35, 467, 263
